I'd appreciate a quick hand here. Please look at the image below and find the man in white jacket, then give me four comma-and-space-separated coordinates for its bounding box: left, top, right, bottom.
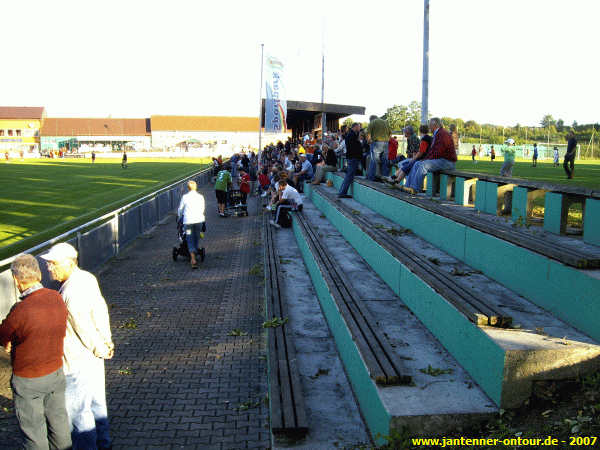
42, 242, 114, 450
177, 180, 206, 269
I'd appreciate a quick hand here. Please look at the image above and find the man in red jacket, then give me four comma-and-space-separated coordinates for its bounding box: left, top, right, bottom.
0, 254, 71, 449
404, 117, 457, 194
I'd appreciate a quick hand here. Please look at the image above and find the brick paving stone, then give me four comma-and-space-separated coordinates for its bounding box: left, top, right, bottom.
0, 187, 270, 449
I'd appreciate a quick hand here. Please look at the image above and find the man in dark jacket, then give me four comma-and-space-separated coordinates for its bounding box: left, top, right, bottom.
0, 254, 71, 449
338, 122, 362, 198
564, 131, 577, 179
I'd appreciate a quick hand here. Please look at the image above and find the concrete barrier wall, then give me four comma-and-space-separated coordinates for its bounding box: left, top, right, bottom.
326, 172, 600, 342
0, 166, 213, 321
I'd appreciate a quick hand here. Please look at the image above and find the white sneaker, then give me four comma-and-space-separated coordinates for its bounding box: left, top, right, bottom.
261, 192, 268, 198
269, 219, 281, 229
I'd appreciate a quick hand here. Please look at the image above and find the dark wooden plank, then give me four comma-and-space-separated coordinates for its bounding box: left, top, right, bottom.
356, 178, 600, 268
317, 187, 499, 327
267, 328, 283, 431
444, 170, 593, 196
287, 358, 308, 430
296, 215, 388, 383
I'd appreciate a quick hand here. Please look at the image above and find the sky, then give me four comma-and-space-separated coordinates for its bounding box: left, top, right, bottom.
2, 0, 598, 127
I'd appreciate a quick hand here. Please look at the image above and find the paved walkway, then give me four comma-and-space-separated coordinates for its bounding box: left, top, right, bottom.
0, 186, 270, 449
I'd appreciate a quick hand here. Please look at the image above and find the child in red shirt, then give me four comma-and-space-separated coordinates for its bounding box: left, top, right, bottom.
239, 169, 251, 205
258, 168, 270, 197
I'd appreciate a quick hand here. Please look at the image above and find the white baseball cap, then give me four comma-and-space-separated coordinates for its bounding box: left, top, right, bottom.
40, 242, 78, 262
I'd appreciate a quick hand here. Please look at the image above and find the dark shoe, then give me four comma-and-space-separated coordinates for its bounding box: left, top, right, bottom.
337, 194, 352, 199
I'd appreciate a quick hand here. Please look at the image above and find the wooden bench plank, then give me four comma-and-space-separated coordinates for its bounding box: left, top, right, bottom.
354, 178, 600, 269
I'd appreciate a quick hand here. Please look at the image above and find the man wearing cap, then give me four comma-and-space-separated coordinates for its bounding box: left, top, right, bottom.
0, 254, 72, 450
177, 180, 206, 269
366, 115, 391, 181
42, 243, 114, 450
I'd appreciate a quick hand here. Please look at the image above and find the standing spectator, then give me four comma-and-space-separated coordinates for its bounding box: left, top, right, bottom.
91, 151, 96, 164
177, 180, 206, 269
0, 254, 72, 450
338, 122, 362, 198
500, 139, 516, 177
532, 143, 539, 167
387, 124, 431, 185
214, 165, 232, 217
230, 153, 239, 179
238, 169, 251, 206
491, 145, 496, 161
311, 144, 337, 184
121, 151, 127, 169
382, 135, 404, 178
359, 130, 369, 176
471, 145, 477, 162
553, 146, 560, 167
367, 115, 391, 180
403, 118, 457, 194
449, 124, 460, 154
404, 126, 420, 159
41, 243, 114, 450
564, 131, 577, 179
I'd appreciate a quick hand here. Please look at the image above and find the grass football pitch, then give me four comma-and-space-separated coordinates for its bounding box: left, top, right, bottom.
455, 156, 600, 189
0, 158, 210, 261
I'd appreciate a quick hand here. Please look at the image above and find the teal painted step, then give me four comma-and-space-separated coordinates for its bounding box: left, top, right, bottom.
584, 198, 600, 246
292, 217, 390, 445
306, 187, 503, 406
324, 172, 600, 342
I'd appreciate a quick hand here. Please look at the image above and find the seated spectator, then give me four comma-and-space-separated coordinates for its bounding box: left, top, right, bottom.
386, 124, 432, 185
0, 254, 71, 450
258, 168, 270, 197
293, 154, 314, 190
403, 118, 457, 194
269, 178, 303, 229
311, 144, 338, 184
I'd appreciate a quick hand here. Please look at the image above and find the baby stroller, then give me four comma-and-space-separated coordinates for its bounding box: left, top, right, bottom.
225, 189, 248, 217
172, 217, 206, 262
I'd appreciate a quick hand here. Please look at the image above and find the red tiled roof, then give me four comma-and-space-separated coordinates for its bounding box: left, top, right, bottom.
151, 115, 259, 132
0, 106, 45, 120
41, 118, 151, 136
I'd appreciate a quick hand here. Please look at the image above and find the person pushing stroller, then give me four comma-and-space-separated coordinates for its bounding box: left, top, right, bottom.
177, 180, 206, 269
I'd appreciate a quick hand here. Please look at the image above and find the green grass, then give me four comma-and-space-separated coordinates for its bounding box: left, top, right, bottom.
456, 157, 600, 227
0, 158, 210, 260
456, 156, 600, 189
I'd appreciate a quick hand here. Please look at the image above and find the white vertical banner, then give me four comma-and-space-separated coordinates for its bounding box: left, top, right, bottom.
264, 55, 287, 133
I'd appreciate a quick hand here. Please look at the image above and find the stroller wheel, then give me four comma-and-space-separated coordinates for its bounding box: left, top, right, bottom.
200, 248, 206, 262
172, 247, 178, 261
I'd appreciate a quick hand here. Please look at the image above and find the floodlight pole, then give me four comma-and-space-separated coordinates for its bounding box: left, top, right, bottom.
421, 0, 430, 125
258, 43, 264, 153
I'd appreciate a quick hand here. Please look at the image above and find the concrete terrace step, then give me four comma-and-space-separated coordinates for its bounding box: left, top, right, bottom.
290, 200, 498, 444
304, 183, 600, 410
325, 172, 600, 343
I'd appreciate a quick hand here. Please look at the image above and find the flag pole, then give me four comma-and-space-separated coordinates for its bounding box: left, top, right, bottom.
258, 44, 264, 154
421, 0, 430, 125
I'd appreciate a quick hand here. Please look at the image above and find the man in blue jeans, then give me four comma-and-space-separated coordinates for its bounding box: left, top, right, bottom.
404, 118, 457, 194
366, 115, 391, 181
338, 122, 363, 198
42, 243, 115, 450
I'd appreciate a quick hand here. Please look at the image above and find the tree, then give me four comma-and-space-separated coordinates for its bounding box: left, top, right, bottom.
556, 119, 564, 132
540, 114, 556, 128
342, 117, 353, 129
383, 105, 409, 132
